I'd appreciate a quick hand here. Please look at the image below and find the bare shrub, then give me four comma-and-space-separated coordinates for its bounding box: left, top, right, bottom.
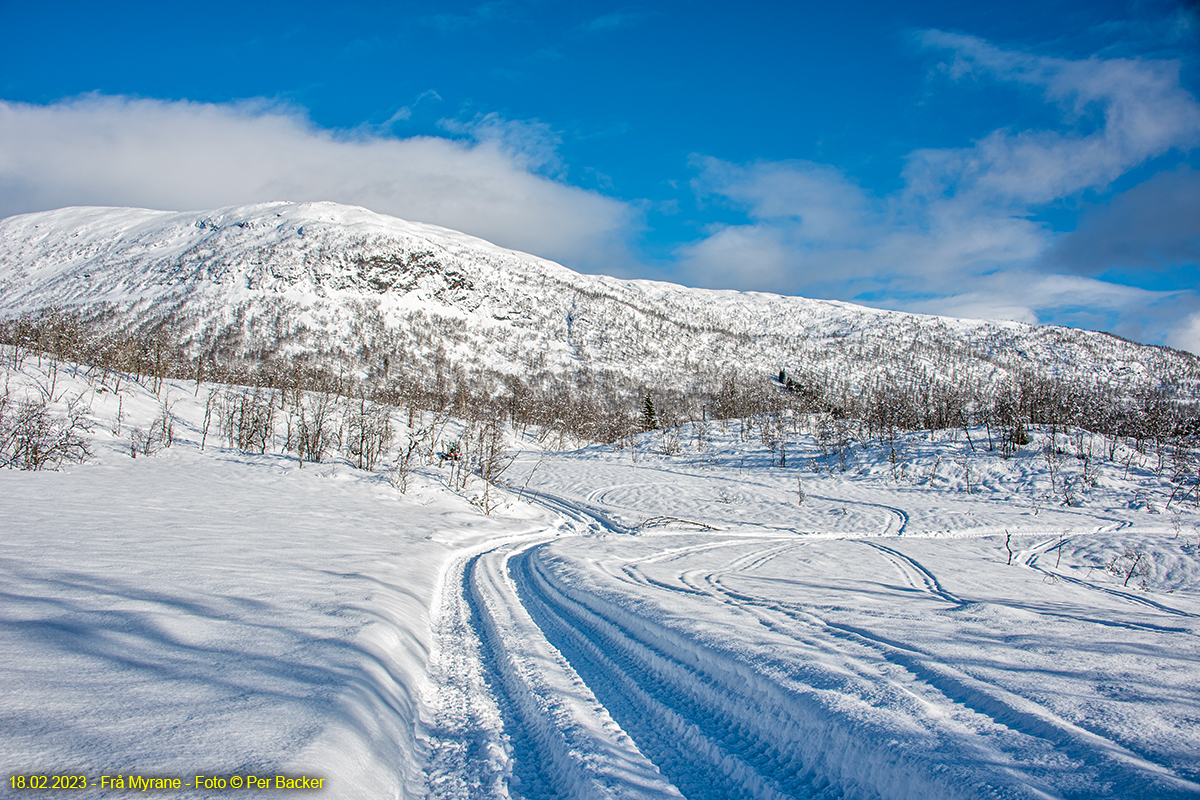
0, 386, 92, 470
390, 429, 427, 494
473, 418, 515, 514
129, 401, 176, 458
659, 423, 681, 456
693, 412, 709, 453
217, 387, 276, 454
295, 390, 339, 465
344, 395, 393, 471
128, 427, 157, 458
1107, 548, 1151, 588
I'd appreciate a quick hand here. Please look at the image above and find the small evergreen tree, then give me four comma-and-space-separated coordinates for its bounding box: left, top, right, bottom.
642, 391, 658, 432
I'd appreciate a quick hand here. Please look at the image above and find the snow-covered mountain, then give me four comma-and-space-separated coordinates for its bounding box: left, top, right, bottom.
4, 207, 1200, 799
1, 201, 1196, 399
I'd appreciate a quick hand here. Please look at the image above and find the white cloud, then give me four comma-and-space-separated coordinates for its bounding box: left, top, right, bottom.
679, 159, 882, 294
910, 31, 1200, 207
691, 157, 875, 244
1051, 166, 1200, 272
897, 273, 1173, 324
0, 95, 634, 272
438, 111, 565, 176
579, 8, 653, 34
1167, 311, 1200, 355
419, 2, 514, 32
673, 33, 1200, 344
673, 224, 791, 291
678, 156, 1048, 296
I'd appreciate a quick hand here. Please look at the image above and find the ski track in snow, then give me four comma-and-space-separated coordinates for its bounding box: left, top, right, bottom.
4, 362, 1200, 799
450, 451, 1200, 800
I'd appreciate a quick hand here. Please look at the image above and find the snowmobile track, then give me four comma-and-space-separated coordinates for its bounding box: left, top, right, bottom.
514, 545, 855, 800
688, 553, 1200, 799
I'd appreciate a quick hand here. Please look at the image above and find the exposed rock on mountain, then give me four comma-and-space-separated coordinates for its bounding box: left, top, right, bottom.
1, 201, 1196, 405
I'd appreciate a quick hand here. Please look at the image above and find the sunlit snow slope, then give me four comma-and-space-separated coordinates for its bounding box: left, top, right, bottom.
3, 356, 1199, 799
1, 202, 1195, 395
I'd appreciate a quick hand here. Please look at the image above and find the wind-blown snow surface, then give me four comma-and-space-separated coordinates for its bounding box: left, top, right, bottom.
3, 359, 1199, 799
0, 362, 563, 799
1, 201, 1196, 395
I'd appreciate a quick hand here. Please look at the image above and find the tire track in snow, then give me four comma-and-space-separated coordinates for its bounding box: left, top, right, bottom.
675, 542, 806, 604
804, 493, 909, 536
516, 548, 859, 800
1020, 536, 1199, 620
423, 555, 503, 796
614, 540, 800, 601
515, 546, 997, 800
855, 541, 964, 605
695, 562, 1200, 799
461, 548, 565, 799
515, 464, 1198, 797
430, 535, 682, 800
812, 618, 1200, 798
563, 462, 911, 539
613, 541, 768, 598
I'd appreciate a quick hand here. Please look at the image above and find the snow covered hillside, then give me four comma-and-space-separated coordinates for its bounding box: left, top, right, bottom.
1, 202, 1196, 403
2, 355, 1198, 799
3, 203, 1198, 798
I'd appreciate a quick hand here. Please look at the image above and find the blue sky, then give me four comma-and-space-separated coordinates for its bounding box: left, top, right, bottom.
2, 0, 1199, 352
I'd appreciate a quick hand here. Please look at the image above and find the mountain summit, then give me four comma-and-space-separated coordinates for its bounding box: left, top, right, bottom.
0, 201, 1195, 402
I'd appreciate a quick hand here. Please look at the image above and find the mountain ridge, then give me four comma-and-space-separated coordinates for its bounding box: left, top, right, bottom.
1, 201, 1196, 406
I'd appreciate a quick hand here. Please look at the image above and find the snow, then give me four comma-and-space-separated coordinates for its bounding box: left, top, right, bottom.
0, 361, 558, 798
506, 435, 1200, 798
2, 201, 1195, 401
2, 356, 1198, 798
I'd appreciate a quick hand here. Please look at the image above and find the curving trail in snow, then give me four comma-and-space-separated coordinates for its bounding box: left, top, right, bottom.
423, 532, 684, 800
3, 361, 1198, 799
427, 448, 1200, 799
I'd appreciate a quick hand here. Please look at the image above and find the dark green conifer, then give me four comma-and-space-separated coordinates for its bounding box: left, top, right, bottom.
642, 391, 658, 431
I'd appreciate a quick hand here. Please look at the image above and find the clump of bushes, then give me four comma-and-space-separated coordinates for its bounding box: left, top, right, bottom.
0, 384, 92, 470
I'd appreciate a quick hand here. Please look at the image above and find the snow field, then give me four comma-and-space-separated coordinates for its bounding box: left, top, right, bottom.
514, 441, 1200, 798
3, 355, 1200, 799
0, 361, 556, 798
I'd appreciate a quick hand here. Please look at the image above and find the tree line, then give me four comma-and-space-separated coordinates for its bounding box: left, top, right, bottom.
2, 308, 1196, 503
